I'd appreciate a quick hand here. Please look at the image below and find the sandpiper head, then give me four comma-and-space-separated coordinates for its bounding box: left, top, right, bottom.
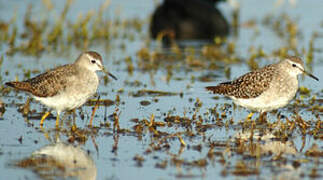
75, 51, 104, 72
283, 56, 319, 81
75, 51, 117, 80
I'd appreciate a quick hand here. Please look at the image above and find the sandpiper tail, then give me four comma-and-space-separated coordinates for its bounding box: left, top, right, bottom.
5, 81, 32, 92
206, 82, 234, 95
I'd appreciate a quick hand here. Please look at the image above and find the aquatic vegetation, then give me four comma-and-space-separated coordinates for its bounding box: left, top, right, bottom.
1, 0, 144, 57
0, 0, 322, 179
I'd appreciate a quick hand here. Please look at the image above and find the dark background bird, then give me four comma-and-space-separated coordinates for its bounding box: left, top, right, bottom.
150, 0, 230, 44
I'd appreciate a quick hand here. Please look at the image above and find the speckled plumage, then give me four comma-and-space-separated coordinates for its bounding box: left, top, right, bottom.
6, 65, 78, 97
206, 64, 277, 98
206, 56, 319, 112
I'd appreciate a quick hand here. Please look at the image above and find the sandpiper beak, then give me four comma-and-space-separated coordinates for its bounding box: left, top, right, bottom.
303, 70, 319, 81
102, 67, 117, 80
107, 72, 118, 80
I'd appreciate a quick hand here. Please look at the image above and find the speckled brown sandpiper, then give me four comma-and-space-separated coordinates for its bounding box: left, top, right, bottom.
206, 56, 319, 116
5, 51, 117, 128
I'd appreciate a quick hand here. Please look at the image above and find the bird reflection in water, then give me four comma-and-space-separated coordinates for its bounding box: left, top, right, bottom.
14, 142, 97, 180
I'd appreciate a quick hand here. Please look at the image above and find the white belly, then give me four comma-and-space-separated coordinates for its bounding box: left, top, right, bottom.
232, 76, 299, 112
232, 93, 293, 112
33, 72, 99, 113
34, 92, 94, 113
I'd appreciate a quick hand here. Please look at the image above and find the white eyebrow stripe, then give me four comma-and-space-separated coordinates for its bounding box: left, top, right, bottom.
287, 59, 304, 71
86, 53, 103, 67
86, 54, 94, 60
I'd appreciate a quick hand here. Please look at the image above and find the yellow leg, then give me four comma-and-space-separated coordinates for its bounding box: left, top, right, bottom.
55, 112, 60, 128
40, 126, 50, 140
40, 112, 51, 127
247, 112, 254, 120
72, 109, 77, 131
89, 95, 100, 127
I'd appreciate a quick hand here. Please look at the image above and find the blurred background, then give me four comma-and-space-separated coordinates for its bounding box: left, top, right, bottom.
0, 0, 322, 179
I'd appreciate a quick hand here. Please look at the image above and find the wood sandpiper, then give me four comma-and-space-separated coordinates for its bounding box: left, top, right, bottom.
206, 56, 319, 118
6, 51, 117, 128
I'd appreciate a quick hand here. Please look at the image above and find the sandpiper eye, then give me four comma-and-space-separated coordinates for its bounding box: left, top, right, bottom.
292, 64, 296, 67
91, 60, 96, 64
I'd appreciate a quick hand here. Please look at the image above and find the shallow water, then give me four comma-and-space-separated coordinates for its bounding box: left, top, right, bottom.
0, 0, 322, 179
